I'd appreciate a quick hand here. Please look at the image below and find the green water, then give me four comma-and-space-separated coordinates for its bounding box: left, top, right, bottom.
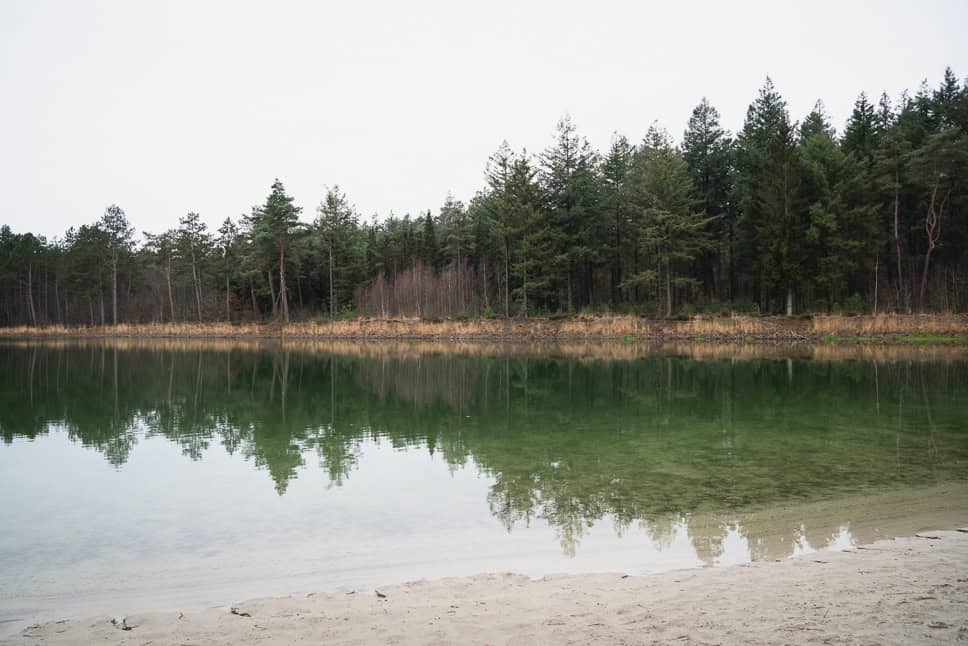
1, 342, 967, 624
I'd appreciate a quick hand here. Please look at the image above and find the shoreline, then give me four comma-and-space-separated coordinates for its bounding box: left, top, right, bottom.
6, 527, 967, 645
1, 313, 967, 344
3, 483, 964, 639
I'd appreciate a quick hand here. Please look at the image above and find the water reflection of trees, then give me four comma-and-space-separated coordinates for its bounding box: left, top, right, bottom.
2, 344, 967, 552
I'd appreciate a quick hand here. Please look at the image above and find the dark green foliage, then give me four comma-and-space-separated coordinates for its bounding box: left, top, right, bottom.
315, 186, 364, 316
682, 98, 735, 300
843, 92, 878, 162
626, 132, 713, 316
540, 115, 603, 311
601, 134, 636, 302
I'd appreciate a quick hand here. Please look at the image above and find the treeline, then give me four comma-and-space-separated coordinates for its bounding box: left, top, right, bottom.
2, 68, 967, 326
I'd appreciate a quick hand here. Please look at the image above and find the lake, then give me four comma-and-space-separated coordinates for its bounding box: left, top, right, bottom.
1, 340, 967, 628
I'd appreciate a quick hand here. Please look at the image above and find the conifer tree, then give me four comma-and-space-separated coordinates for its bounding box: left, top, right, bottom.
843, 92, 878, 162
909, 127, 968, 310
757, 118, 803, 314
420, 211, 441, 271
144, 230, 178, 321
217, 218, 239, 321
506, 154, 549, 312
99, 205, 134, 325
177, 212, 210, 322
683, 99, 735, 299
628, 134, 712, 316
258, 180, 301, 322
316, 186, 360, 316
439, 194, 471, 308
484, 142, 517, 316
799, 105, 876, 309
736, 78, 793, 310
541, 116, 601, 310
601, 134, 635, 302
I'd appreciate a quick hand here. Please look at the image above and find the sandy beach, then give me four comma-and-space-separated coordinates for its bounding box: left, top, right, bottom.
5, 528, 967, 645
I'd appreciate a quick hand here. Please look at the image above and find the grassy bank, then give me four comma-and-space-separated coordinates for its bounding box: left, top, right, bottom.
1, 313, 966, 343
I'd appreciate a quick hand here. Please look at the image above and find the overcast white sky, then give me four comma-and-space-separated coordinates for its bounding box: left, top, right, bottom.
2, 0, 966, 239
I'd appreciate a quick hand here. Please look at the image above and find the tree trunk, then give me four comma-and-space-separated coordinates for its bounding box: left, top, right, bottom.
656, 255, 663, 314
413, 258, 421, 318
893, 168, 906, 313
918, 182, 946, 312
191, 246, 202, 322
916, 249, 932, 313
728, 219, 736, 302
297, 271, 303, 311
328, 244, 336, 317
26, 264, 37, 326
166, 257, 175, 322
613, 209, 622, 303
633, 247, 640, 302
111, 253, 118, 325
783, 161, 793, 318
522, 259, 528, 318
225, 272, 231, 322
380, 274, 387, 318
873, 253, 879, 315
503, 241, 510, 317
566, 265, 573, 313
268, 269, 277, 318
482, 256, 489, 311
666, 260, 673, 318
455, 243, 462, 312
279, 241, 289, 323
250, 277, 261, 317
54, 275, 61, 324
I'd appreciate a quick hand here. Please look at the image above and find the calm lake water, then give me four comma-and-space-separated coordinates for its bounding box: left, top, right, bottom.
1, 341, 967, 626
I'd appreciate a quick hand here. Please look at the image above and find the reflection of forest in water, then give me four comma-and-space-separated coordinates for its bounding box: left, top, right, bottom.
2, 343, 967, 556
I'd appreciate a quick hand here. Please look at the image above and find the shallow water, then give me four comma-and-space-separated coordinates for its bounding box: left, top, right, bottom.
1, 341, 967, 625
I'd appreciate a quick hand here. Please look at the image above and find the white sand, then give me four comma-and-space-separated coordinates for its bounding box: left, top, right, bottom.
6, 528, 967, 645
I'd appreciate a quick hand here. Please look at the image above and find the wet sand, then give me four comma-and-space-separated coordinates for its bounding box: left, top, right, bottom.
6, 528, 967, 645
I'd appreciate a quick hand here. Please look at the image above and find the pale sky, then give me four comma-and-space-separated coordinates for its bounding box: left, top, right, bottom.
2, 0, 966, 239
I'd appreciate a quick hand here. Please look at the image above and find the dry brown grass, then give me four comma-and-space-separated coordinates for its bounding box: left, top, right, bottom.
1, 313, 965, 342
810, 314, 968, 336
680, 315, 784, 337
0, 322, 259, 338
0, 317, 646, 340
